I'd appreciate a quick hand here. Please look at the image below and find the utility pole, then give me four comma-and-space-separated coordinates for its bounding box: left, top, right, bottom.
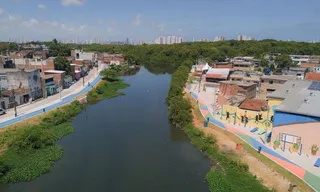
59, 79, 62, 100
265, 105, 270, 142
0, 79, 2, 108
12, 89, 17, 117
82, 62, 85, 87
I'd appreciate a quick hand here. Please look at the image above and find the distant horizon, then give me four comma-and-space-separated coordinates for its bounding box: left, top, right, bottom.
1, 0, 320, 42
1, 38, 319, 44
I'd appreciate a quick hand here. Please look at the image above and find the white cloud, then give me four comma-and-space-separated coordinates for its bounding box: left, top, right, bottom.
45, 21, 59, 26
107, 27, 113, 33
61, 0, 85, 6
132, 13, 141, 26
22, 18, 39, 27
0, 8, 4, 16
157, 23, 166, 31
38, 4, 46, 10
9, 15, 15, 21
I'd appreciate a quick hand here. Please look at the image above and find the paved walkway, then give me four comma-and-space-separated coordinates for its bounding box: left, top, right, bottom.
0, 64, 106, 129
186, 84, 320, 192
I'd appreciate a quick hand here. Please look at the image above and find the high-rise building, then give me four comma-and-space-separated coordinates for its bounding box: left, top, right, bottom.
178, 37, 183, 43
214, 36, 225, 42
237, 35, 244, 41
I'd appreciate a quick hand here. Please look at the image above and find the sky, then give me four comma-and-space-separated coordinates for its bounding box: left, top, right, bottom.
0, 0, 320, 42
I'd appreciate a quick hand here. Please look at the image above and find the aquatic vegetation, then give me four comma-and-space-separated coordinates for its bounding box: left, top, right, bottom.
0, 101, 83, 183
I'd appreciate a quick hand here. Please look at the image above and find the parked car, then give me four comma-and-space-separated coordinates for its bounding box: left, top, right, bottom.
0, 108, 6, 115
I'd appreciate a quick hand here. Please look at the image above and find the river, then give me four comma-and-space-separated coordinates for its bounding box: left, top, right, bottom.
0, 67, 210, 192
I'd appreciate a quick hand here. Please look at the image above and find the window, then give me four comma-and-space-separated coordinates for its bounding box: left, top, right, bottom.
261, 80, 264, 83
269, 80, 273, 84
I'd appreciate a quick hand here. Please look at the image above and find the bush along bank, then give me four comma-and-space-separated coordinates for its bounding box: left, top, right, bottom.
87, 65, 133, 103
0, 101, 84, 183
167, 62, 271, 192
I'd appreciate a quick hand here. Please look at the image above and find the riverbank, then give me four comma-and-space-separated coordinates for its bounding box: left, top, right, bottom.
167, 62, 272, 192
87, 65, 138, 103
0, 101, 84, 183
0, 65, 135, 183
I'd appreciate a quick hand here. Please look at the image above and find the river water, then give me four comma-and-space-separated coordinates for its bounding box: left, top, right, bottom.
0, 67, 210, 192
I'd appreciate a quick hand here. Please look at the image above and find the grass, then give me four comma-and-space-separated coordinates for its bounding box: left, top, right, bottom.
183, 122, 271, 192
188, 94, 314, 192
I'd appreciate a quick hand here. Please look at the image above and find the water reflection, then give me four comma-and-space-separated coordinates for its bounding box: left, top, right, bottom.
0, 67, 210, 192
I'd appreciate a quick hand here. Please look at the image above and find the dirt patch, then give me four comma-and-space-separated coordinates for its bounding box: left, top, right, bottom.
187, 95, 293, 192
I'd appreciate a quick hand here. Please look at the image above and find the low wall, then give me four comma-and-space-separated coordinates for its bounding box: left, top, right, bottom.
222, 105, 271, 129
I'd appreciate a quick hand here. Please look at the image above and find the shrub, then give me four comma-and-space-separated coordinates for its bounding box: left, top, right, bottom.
0, 161, 10, 178
8, 125, 55, 151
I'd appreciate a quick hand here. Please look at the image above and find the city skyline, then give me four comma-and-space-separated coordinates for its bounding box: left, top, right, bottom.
0, 0, 320, 42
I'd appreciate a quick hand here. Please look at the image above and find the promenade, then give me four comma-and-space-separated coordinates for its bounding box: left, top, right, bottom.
186, 83, 320, 192
0, 64, 106, 129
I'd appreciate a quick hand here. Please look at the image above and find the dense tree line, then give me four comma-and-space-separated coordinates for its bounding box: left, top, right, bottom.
80, 40, 320, 74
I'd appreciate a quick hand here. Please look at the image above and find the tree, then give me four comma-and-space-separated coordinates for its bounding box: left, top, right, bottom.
275, 54, 292, 70
48, 39, 71, 57
54, 56, 71, 75
260, 58, 269, 67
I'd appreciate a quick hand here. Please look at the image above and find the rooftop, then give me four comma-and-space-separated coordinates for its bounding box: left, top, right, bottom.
305, 73, 320, 81
261, 75, 296, 81
220, 80, 256, 87
239, 99, 268, 111
2, 88, 31, 97
288, 67, 307, 71
269, 80, 320, 117
0, 68, 38, 74
44, 70, 65, 74
206, 68, 230, 79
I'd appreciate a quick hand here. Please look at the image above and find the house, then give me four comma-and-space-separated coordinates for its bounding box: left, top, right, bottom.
102, 53, 125, 64
300, 62, 320, 73
44, 70, 66, 88
205, 68, 231, 83
230, 57, 259, 71
305, 73, 320, 81
0, 56, 15, 68
269, 80, 320, 155
259, 75, 296, 98
15, 58, 55, 74
229, 71, 261, 86
5, 69, 42, 100
1, 88, 31, 109
282, 67, 307, 79
217, 81, 257, 106
71, 49, 97, 61
33, 51, 48, 60
41, 75, 56, 97
212, 62, 233, 69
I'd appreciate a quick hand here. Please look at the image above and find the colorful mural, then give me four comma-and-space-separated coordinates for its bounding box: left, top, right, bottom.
185, 86, 320, 192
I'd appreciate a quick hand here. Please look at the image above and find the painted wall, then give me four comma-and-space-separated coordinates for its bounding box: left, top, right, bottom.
6, 70, 42, 100
267, 98, 283, 116
222, 105, 270, 129
271, 122, 320, 155
273, 111, 320, 127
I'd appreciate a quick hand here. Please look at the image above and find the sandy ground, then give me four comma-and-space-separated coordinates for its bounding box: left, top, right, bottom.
187, 95, 292, 192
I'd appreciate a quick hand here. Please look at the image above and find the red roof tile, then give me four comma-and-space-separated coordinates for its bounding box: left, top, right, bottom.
239, 99, 267, 111
305, 73, 320, 81
206, 74, 226, 79
300, 63, 317, 68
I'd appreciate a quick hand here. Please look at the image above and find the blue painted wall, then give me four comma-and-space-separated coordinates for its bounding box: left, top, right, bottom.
273, 111, 320, 127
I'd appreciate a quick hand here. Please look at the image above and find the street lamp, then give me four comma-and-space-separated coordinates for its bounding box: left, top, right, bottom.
265, 101, 270, 142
